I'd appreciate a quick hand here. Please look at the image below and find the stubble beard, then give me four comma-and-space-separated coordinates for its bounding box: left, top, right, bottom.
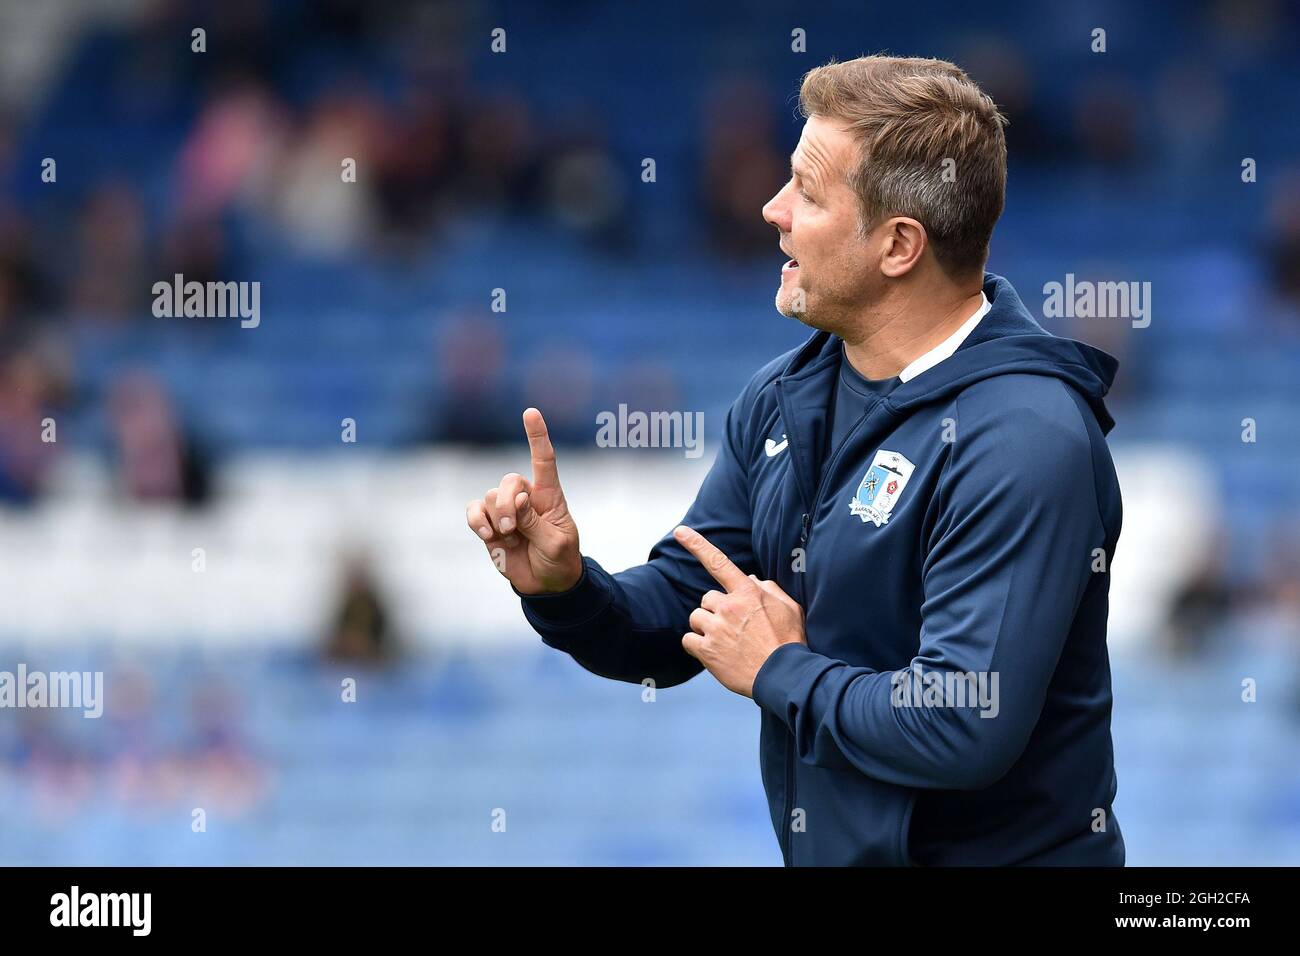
777, 279, 840, 335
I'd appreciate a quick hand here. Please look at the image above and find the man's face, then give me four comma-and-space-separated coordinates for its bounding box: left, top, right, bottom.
762, 114, 879, 333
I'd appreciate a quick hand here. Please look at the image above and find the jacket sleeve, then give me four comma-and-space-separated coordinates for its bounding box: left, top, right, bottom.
750, 388, 1106, 790
518, 391, 760, 688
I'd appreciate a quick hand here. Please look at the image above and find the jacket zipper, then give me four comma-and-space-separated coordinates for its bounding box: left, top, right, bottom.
780, 401, 889, 864
780, 513, 801, 862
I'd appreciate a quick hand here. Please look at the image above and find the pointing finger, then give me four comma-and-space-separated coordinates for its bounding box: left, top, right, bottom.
674, 525, 749, 593
523, 408, 560, 491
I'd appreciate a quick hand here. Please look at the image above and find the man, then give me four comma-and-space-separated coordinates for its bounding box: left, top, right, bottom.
465, 55, 1124, 866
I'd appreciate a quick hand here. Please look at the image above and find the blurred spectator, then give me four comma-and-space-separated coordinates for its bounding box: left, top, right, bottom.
323, 552, 396, 666
958, 37, 1067, 166
1165, 550, 1236, 658
0, 207, 52, 344
1073, 75, 1144, 169
1052, 261, 1141, 407
1266, 171, 1300, 313
1154, 59, 1227, 175
157, 210, 231, 292
423, 310, 519, 445
543, 142, 629, 249
700, 75, 785, 257
173, 75, 287, 220
537, 110, 631, 250
177, 676, 265, 813
268, 89, 386, 256
372, 85, 459, 248
0, 349, 63, 506
615, 359, 683, 420
1259, 518, 1300, 626
459, 92, 541, 212
68, 184, 149, 325
521, 342, 597, 447
107, 371, 211, 507
1207, 0, 1285, 61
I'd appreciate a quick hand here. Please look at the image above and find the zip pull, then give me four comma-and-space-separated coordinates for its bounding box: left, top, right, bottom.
799, 512, 810, 545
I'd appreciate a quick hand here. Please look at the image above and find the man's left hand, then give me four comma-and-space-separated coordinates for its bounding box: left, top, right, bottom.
674, 525, 807, 698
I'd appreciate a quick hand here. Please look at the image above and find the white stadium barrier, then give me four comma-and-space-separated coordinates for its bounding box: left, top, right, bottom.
0, 445, 1206, 652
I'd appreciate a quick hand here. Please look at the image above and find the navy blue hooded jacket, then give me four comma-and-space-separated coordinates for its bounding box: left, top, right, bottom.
519, 273, 1125, 866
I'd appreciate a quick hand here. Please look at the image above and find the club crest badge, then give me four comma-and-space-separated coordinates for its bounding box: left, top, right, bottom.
849, 450, 916, 527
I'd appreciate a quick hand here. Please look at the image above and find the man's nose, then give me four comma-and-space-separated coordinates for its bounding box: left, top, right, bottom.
762, 185, 791, 233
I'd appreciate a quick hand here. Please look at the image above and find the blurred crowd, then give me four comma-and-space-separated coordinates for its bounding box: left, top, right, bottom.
0, 0, 1295, 864
0, 664, 266, 821
0, 0, 1295, 665
0, 3, 1295, 492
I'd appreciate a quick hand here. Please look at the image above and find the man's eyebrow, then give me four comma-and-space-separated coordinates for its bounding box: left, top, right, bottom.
790, 154, 818, 187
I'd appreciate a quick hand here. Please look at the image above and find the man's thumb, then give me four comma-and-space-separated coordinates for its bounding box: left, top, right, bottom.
515, 490, 576, 557
513, 490, 549, 539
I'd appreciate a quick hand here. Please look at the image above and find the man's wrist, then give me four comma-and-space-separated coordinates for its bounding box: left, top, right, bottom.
516, 556, 613, 627
751, 641, 814, 712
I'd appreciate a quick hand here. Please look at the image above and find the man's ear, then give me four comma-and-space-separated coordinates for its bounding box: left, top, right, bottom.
879, 216, 927, 278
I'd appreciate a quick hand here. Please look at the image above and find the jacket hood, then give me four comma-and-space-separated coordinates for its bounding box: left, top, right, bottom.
777, 272, 1119, 433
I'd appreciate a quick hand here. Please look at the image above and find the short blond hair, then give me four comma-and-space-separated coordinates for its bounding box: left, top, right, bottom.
799, 55, 1008, 277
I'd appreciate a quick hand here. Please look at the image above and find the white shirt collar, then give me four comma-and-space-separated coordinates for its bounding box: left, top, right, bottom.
896, 291, 991, 383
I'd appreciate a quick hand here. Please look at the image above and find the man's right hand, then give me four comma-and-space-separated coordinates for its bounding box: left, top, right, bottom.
466, 408, 583, 595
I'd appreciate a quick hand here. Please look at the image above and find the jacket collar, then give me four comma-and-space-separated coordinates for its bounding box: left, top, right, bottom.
769, 273, 1118, 511
897, 291, 991, 383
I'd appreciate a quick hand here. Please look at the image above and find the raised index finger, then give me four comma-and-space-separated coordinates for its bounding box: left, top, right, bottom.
674, 525, 749, 593
522, 407, 560, 489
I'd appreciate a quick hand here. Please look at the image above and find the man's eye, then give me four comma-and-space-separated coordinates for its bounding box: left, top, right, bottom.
799, 190, 813, 203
